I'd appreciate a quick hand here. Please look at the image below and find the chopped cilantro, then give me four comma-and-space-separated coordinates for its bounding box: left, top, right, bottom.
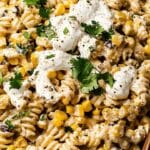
81, 21, 114, 41
23, 32, 30, 39
24, 0, 38, 5
37, 23, 56, 40
12, 111, 30, 120
16, 44, 29, 55
39, 114, 46, 121
9, 72, 23, 89
64, 126, 73, 133
0, 72, 3, 85
46, 54, 55, 59
39, 7, 51, 19
69, 16, 77, 20
5, 120, 15, 131
63, 27, 69, 35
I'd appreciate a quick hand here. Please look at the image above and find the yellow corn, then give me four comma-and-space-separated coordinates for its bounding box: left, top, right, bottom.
19, 67, 26, 77
115, 11, 127, 22
47, 70, 57, 79
0, 36, 6, 47
31, 32, 38, 39
53, 119, 64, 127
82, 100, 93, 112
75, 105, 84, 117
7, 145, 16, 150
55, 3, 66, 16
147, 38, 150, 45
14, 136, 28, 148
61, 97, 70, 105
8, 58, 19, 65
36, 46, 44, 51
144, 45, 150, 55
0, 55, 4, 63
31, 52, 38, 67
57, 71, 64, 80
54, 110, 68, 121
112, 34, 123, 47
63, 0, 77, 8
93, 108, 100, 115
66, 105, 74, 114
111, 66, 120, 74
71, 123, 79, 130
123, 20, 133, 35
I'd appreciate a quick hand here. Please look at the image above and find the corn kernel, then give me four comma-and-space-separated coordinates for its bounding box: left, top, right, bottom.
123, 20, 133, 35
31, 52, 38, 67
71, 123, 79, 130
82, 100, 93, 112
53, 118, 64, 127
93, 108, 100, 115
0, 55, 4, 63
147, 38, 150, 45
55, 3, 66, 16
57, 71, 64, 80
31, 32, 38, 39
54, 110, 68, 121
47, 70, 57, 79
0, 36, 6, 47
74, 105, 84, 117
112, 34, 123, 47
66, 105, 74, 114
8, 58, 19, 65
36, 46, 44, 51
144, 45, 150, 55
14, 136, 28, 148
61, 97, 70, 105
63, 0, 77, 8
7, 145, 16, 150
19, 67, 26, 77
111, 66, 120, 74
115, 11, 127, 22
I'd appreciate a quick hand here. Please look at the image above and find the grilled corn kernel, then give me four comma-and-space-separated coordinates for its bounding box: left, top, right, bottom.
8, 58, 19, 65
63, 0, 77, 8
123, 20, 134, 35
71, 123, 79, 130
54, 110, 68, 121
115, 11, 127, 22
0, 55, 4, 63
74, 105, 84, 117
47, 70, 57, 79
31, 52, 38, 67
55, 3, 66, 16
0, 36, 6, 47
14, 136, 28, 148
144, 45, 150, 55
112, 34, 123, 47
66, 105, 74, 114
61, 97, 70, 105
93, 108, 100, 115
19, 67, 26, 77
7, 145, 16, 150
53, 119, 64, 127
82, 100, 93, 112
57, 71, 64, 80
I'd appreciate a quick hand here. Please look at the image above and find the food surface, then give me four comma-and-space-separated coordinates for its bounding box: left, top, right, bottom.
0, 0, 150, 149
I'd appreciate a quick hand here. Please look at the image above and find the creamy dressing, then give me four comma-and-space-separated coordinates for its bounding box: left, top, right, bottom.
106, 66, 136, 100
2, 48, 20, 58
29, 50, 74, 103
3, 80, 31, 110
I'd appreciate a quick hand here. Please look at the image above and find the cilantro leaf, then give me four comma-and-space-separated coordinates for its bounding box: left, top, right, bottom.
39, 114, 46, 121
81, 21, 104, 38
23, 32, 30, 39
10, 72, 23, 89
98, 72, 115, 87
64, 126, 73, 133
39, 7, 51, 19
16, 44, 29, 55
46, 54, 55, 59
81, 21, 114, 41
63, 27, 69, 35
24, 0, 39, 5
37, 23, 56, 40
0, 72, 3, 85
12, 111, 30, 120
5, 120, 15, 131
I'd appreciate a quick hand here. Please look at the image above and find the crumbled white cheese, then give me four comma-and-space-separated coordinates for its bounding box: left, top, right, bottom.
78, 35, 96, 58
30, 50, 74, 103
106, 66, 136, 100
3, 80, 31, 110
2, 48, 19, 58
51, 16, 83, 52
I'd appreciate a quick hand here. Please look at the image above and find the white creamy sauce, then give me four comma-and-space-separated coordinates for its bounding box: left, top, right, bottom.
29, 50, 74, 103
106, 66, 136, 100
3, 80, 31, 110
50, 0, 112, 56
2, 48, 19, 58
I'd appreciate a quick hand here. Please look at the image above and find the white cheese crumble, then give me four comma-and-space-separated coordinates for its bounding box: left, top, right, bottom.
2, 48, 20, 58
29, 50, 74, 103
106, 66, 136, 100
3, 80, 31, 110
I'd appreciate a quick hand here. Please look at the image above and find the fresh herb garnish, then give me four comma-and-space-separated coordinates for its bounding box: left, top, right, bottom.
9, 72, 23, 89
12, 111, 30, 120
39, 114, 46, 121
5, 120, 15, 131
63, 27, 69, 35
46, 54, 55, 59
0, 72, 3, 85
37, 23, 56, 40
16, 44, 29, 55
69, 16, 77, 20
81, 21, 114, 41
23, 32, 30, 39
64, 126, 73, 133
24, 0, 51, 19
71, 58, 115, 94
